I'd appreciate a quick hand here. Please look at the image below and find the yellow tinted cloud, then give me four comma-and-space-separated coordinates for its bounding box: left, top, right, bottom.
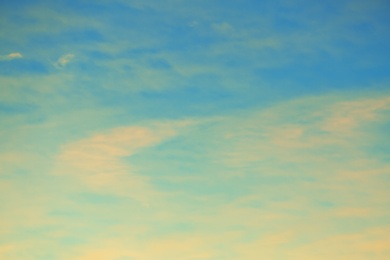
0, 52, 23, 61
55, 122, 191, 203
55, 53, 74, 68
218, 94, 390, 168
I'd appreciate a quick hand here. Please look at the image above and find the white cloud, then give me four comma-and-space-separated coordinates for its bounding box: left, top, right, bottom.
55, 53, 74, 68
0, 52, 23, 61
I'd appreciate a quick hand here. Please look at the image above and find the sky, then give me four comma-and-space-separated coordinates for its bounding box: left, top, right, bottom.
0, 0, 390, 259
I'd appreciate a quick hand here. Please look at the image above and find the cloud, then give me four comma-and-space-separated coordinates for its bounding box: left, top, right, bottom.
231, 226, 390, 259
0, 244, 18, 259
286, 226, 390, 259
214, 94, 390, 169
54, 53, 74, 68
67, 231, 238, 260
320, 96, 390, 133
0, 152, 28, 172
2, 93, 389, 260
184, 92, 390, 258
0, 52, 23, 61
212, 22, 234, 34
55, 121, 190, 203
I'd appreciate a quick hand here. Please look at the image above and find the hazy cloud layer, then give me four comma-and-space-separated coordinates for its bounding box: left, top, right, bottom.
0, 0, 389, 259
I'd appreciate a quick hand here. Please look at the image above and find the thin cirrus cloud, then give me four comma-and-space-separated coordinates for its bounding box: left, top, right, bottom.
0, 0, 389, 259
0, 52, 23, 61
0, 92, 389, 260
162, 93, 389, 259
233, 227, 390, 260
217, 94, 390, 169
54, 54, 75, 68
55, 121, 189, 203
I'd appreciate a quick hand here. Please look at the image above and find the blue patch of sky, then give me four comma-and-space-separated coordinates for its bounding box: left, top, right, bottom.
143, 222, 197, 237
26, 29, 104, 51
0, 0, 34, 12
363, 143, 390, 163
63, 28, 106, 44
1, 0, 388, 120
317, 201, 336, 208
48, 209, 88, 219
2, 10, 37, 27
146, 58, 172, 70
0, 102, 36, 114
61, 0, 134, 17
255, 58, 389, 93
136, 143, 316, 201
78, 83, 238, 119
0, 227, 54, 249
58, 236, 87, 246
71, 192, 124, 204
0, 59, 49, 75
84, 50, 114, 61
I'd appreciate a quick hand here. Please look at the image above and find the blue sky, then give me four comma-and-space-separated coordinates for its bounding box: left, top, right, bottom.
1, 0, 390, 259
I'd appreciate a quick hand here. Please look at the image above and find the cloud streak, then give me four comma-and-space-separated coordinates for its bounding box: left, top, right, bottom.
55, 121, 188, 203
0, 52, 23, 61
1, 0, 389, 258
54, 54, 74, 68
216, 94, 390, 169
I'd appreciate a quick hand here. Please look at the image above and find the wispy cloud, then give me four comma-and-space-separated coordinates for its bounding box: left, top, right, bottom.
212, 22, 234, 34
0, 0, 389, 258
0, 52, 23, 61
215, 94, 390, 169
54, 53, 74, 68
287, 226, 390, 259
1, 93, 389, 260
320, 96, 390, 133
55, 121, 189, 203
